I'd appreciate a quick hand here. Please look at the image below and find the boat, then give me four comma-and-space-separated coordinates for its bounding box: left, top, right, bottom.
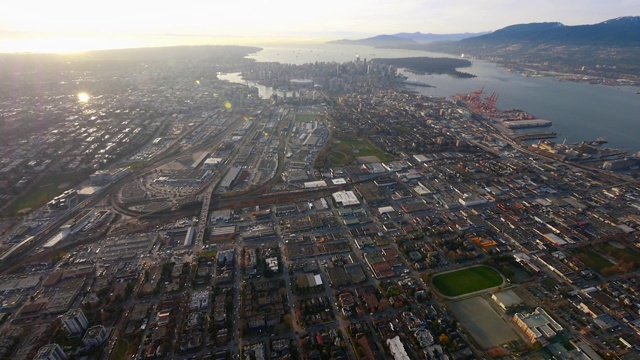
397, 79, 435, 88
636, 91, 640, 94
593, 137, 608, 145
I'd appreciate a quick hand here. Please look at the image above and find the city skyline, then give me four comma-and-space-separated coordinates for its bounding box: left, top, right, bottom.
1, 0, 637, 53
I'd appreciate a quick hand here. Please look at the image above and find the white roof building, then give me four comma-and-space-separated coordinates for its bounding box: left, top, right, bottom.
513, 307, 563, 344
332, 190, 360, 206
386, 336, 410, 360
266, 257, 279, 272
304, 180, 327, 189
492, 290, 524, 311
413, 184, 432, 195
543, 233, 568, 246
413, 154, 429, 163
378, 206, 395, 214
203, 157, 223, 167
458, 195, 488, 207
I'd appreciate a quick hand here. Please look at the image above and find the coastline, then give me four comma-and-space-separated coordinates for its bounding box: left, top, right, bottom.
495, 61, 640, 87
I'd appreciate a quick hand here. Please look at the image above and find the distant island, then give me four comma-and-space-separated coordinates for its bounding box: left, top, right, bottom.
371, 57, 475, 78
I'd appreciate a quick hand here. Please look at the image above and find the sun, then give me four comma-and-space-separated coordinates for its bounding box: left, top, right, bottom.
77, 92, 90, 103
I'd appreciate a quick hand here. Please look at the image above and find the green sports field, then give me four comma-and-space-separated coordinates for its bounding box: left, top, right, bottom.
432, 265, 504, 297
3, 172, 85, 216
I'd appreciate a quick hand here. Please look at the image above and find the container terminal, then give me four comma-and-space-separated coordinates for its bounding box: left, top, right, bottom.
452, 88, 553, 129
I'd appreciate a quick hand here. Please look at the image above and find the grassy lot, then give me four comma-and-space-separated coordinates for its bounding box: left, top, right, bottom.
3, 172, 86, 216
573, 248, 615, 274
199, 250, 217, 258
327, 151, 347, 165
315, 136, 395, 168
127, 161, 147, 171
111, 338, 130, 360
587, 242, 640, 275
572, 242, 640, 276
432, 265, 504, 297
394, 125, 411, 133
111, 334, 141, 360
597, 242, 640, 264
326, 137, 394, 166
340, 138, 394, 161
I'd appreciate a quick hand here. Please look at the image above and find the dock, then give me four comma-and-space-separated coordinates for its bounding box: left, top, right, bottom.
503, 119, 552, 129
513, 132, 557, 141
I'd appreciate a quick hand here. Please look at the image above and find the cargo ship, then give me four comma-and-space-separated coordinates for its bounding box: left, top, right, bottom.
589, 137, 608, 145
397, 79, 435, 88
503, 119, 552, 129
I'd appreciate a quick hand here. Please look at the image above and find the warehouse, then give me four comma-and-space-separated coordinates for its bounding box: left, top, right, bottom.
332, 190, 360, 207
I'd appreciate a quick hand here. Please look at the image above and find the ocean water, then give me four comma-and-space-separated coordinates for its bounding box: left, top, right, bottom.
246, 43, 640, 153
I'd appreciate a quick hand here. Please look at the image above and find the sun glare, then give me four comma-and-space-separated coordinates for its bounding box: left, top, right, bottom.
78, 92, 90, 103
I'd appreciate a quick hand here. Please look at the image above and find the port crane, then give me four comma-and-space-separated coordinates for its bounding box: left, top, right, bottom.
485, 91, 499, 108
472, 87, 484, 100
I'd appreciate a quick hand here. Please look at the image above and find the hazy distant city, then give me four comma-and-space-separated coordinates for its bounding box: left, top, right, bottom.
1, 6, 640, 360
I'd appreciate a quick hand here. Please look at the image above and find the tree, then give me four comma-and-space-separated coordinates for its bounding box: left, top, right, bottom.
125, 282, 135, 298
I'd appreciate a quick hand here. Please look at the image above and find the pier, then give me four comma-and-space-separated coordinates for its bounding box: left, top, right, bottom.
513, 132, 557, 141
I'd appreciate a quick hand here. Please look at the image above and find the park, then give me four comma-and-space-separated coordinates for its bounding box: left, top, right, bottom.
432, 265, 504, 297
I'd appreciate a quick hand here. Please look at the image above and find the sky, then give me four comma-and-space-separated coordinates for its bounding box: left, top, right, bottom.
1, 0, 638, 51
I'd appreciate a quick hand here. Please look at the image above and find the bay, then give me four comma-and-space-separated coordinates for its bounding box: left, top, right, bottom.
245, 43, 640, 153
216, 72, 300, 100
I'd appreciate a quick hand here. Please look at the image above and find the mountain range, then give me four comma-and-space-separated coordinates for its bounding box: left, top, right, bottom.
329, 17, 640, 83
327, 32, 488, 46
452, 16, 640, 47
330, 17, 640, 48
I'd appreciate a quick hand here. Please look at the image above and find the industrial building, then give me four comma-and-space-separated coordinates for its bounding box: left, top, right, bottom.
46, 189, 78, 210
458, 194, 488, 207
513, 307, 563, 345
220, 166, 241, 190
184, 226, 195, 247
203, 157, 223, 168
89, 167, 131, 185
304, 180, 327, 189
491, 290, 523, 311
332, 190, 360, 207
542, 232, 569, 246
